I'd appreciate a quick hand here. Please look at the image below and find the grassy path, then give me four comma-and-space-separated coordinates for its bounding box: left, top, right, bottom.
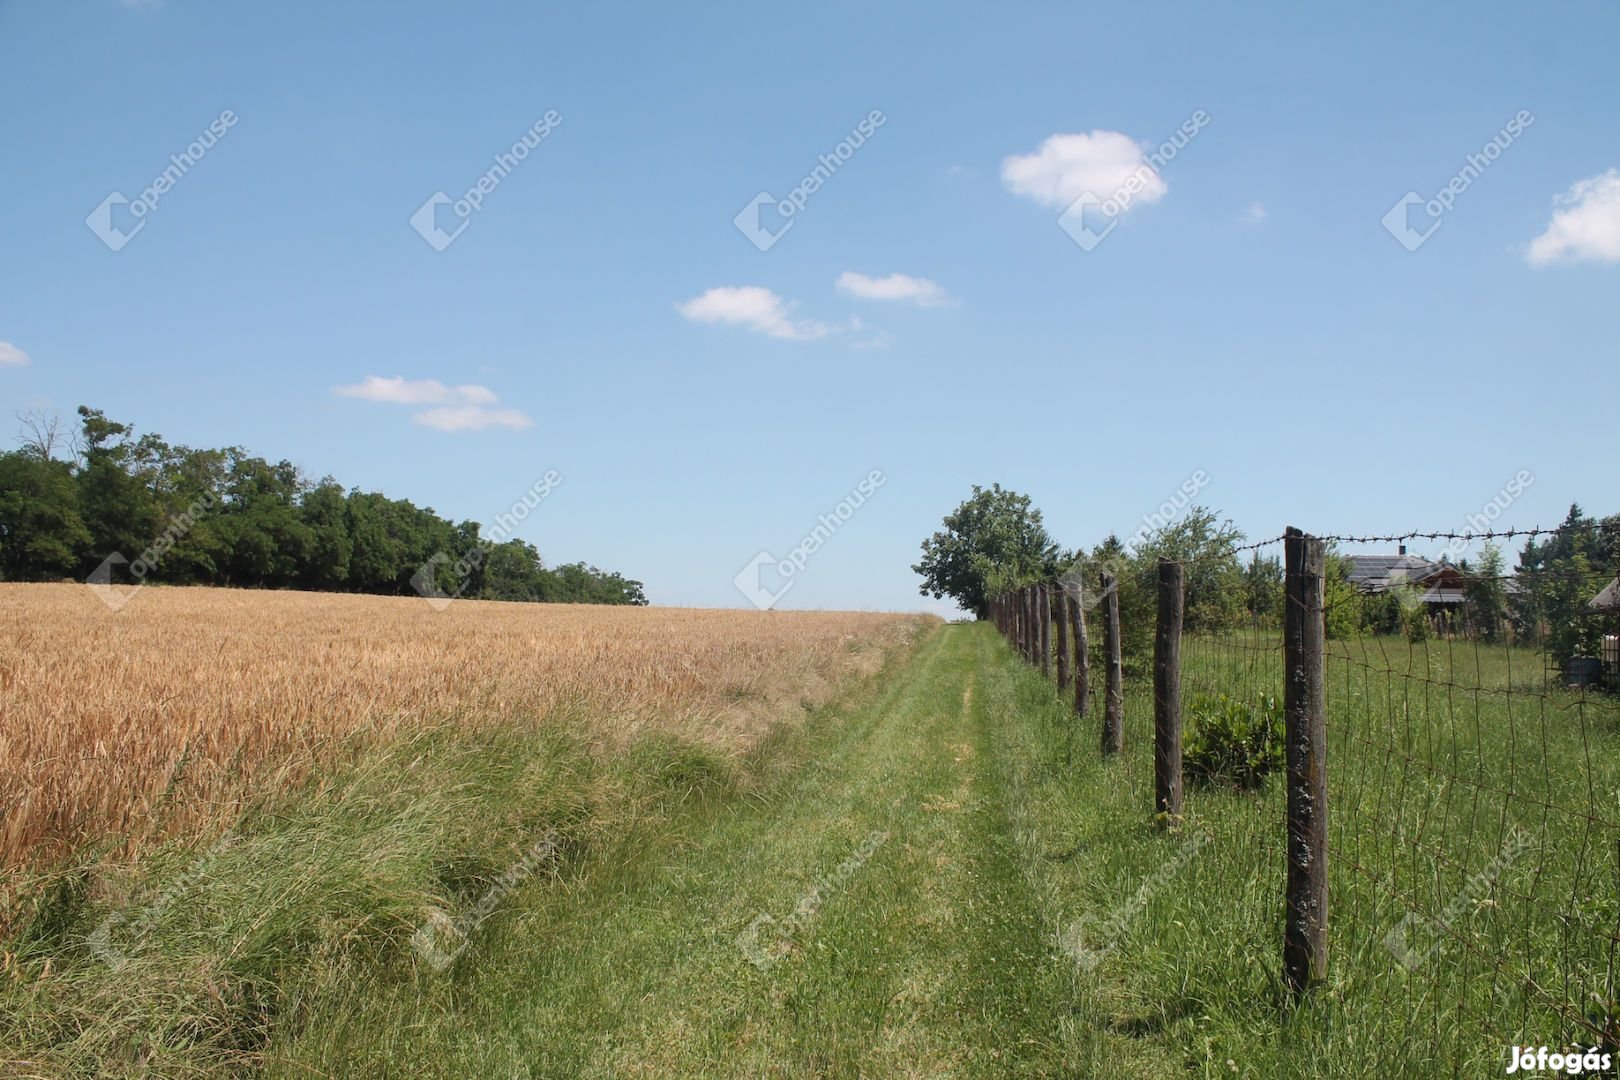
271, 623, 1163, 1078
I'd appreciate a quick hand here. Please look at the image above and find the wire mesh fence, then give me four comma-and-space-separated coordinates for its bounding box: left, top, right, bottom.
987, 521, 1620, 1069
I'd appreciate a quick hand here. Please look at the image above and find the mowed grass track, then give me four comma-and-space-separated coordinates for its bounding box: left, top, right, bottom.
269, 623, 1164, 1078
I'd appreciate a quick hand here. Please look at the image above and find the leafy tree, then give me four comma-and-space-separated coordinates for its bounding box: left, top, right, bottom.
913, 484, 1060, 617
0, 452, 91, 579
0, 408, 645, 605
1242, 552, 1284, 627
1513, 504, 1614, 665
1462, 542, 1509, 643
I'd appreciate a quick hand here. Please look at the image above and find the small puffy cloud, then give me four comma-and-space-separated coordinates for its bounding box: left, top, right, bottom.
334, 375, 529, 432
1527, 169, 1620, 267
836, 271, 952, 307
412, 405, 533, 432
0, 342, 29, 367
1240, 202, 1267, 224
1001, 131, 1167, 211
333, 375, 498, 406
676, 286, 829, 341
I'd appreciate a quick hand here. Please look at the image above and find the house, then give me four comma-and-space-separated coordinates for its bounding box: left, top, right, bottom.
1592, 578, 1620, 691
1343, 547, 1468, 610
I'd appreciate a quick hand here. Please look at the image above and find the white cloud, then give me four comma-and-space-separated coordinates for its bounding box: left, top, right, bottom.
333, 375, 498, 406
1527, 169, 1620, 267
412, 405, 533, 432
676, 286, 830, 341
0, 342, 30, 367
1001, 131, 1167, 211
836, 271, 952, 307
334, 374, 530, 433
1240, 202, 1267, 224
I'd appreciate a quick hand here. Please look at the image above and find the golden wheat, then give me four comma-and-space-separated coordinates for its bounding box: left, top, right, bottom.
0, 583, 932, 872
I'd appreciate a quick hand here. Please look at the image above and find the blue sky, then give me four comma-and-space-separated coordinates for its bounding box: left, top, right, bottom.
2, 0, 1617, 615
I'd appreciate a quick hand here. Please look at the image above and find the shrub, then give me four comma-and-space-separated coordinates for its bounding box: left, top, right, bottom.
1183, 692, 1283, 790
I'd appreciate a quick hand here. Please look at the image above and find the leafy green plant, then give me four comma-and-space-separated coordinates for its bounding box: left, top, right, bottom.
1183, 692, 1282, 790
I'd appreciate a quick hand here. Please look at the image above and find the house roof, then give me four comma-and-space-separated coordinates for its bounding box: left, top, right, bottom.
1592, 577, 1620, 612
1343, 554, 1444, 592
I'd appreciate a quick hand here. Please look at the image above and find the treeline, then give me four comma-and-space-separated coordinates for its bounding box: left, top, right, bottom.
914, 484, 1619, 670
0, 407, 646, 605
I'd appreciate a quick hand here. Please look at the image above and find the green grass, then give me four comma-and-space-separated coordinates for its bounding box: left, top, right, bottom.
4, 623, 1615, 1076
1023, 625, 1620, 1077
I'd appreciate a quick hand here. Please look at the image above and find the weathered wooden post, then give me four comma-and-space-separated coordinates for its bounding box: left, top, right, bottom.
1038, 584, 1052, 679
1284, 527, 1328, 996
1055, 588, 1071, 690
1154, 559, 1184, 822
1020, 587, 1032, 661
1100, 572, 1123, 755
1026, 586, 1038, 664
1071, 575, 1089, 719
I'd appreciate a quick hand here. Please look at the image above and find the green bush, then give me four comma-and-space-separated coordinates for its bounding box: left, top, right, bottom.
1183, 692, 1283, 790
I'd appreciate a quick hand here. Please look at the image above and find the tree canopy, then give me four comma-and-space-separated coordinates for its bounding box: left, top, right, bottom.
0, 408, 647, 606
912, 484, 1062, 617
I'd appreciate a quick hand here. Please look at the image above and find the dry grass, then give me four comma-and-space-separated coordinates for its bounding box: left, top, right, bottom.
0, 583, 934, 874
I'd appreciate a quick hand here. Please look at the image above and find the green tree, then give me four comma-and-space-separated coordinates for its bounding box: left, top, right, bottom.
1242, 552, 1284, 626
1462, 542, 1508, 643
913, 484, 1060, 617
0, 451, 91, 579
1514, 504, 1613, 664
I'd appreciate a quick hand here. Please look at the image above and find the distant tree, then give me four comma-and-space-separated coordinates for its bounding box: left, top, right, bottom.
1127, 507, 1245, 633
298, 479, 353, 590
1462, 542, 1508, 643
0, 407, 645, 605
0, 451, 91, 579
913, 484, 1060, 617
1242, 551, 1284, 626
1513, 504, 1613, 665
74, 407, 159, 567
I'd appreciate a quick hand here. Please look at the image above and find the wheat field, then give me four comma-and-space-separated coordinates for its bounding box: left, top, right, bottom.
0, 583, 933, 874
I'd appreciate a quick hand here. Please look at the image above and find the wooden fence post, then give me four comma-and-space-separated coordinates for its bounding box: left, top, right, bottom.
1071, 577, 1090, 720
1027, 586, 1038, 665
1038, 584, 1052, 679
1021, 587, 1032, 662
1284, 527, 1328, 996
1154, 559, 1184, 822
1101, 572, 1123, 754
1055, 588, 1071, 690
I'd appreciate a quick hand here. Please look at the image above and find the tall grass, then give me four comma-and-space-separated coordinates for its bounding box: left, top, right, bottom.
0, 597, 937, 1076
1023, 625, 1620, 1075
0, 583, 927, 875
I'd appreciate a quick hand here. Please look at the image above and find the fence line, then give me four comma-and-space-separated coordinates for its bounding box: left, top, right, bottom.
987, 520, 1620, 1064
